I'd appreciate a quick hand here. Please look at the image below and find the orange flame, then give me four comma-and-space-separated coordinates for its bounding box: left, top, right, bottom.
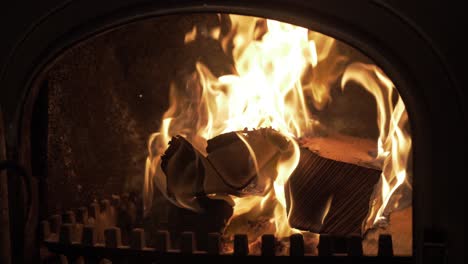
145, 14, 412, 239
146, 15, 319, 237
341, 63, 412, 229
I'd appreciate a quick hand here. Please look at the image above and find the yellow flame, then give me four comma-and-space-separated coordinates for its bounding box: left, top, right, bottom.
212, 16, 316, 237
146, 15, 318, 237
145, 14, 412, 239
341, 63, 412, 228
184, 26, 197, 43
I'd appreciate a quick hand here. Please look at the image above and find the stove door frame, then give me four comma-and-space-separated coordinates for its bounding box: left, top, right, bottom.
0, 1, 465, 263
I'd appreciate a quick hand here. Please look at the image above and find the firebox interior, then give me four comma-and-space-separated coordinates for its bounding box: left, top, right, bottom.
36, 13, 412, 257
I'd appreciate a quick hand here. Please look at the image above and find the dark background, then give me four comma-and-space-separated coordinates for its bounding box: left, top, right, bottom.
0, 1, 466, 114
0, 1, 464, 100
43, 12, 380, 215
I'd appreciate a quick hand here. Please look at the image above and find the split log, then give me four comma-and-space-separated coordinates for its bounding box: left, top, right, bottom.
205, 128, 295, 196
160, 135, 206, 211
299, 133, 379, 169
159, 128, 292, 249
160, 128, 295, 210
285, 148, 381, 235
160, 128, 381, 237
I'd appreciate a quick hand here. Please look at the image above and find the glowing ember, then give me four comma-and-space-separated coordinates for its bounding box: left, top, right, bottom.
144, 14, 412, 242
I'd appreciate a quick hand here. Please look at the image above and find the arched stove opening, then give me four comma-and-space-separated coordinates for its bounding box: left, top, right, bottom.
32, 13, 412, 258
1, 1, 464, 264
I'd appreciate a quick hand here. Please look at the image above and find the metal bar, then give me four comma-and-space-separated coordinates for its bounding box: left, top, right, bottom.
43, 240, 413, 263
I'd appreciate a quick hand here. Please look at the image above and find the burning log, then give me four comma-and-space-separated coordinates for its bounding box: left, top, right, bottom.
205, 128, 295, 196
160, 128, 295, 210
160, 135, 206, 211
285, 148, 381, 235
159, 128, 293, 249
159, 127, 380, 241
299, 133, 379, 169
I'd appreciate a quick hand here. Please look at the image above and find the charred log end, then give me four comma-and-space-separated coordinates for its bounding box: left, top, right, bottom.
286, 148, 381, 235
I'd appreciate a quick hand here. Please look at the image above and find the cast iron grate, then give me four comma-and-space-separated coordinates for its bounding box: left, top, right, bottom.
40, 195, 412, 263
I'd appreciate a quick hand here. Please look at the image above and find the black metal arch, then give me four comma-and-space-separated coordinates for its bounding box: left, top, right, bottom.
0, 1, 465, 263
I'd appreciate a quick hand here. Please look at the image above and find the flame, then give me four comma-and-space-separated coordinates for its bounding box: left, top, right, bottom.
341, 63, 412, 229
201, 16, 314, 237
145, 14, 412, 240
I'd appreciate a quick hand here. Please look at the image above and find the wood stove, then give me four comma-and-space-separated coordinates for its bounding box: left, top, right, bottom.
0, 1, 465, 264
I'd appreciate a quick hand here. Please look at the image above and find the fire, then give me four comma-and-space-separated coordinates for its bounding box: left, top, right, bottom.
341, 63, 412, 230
145, 14, 412, 242
146, 15, 316, 237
